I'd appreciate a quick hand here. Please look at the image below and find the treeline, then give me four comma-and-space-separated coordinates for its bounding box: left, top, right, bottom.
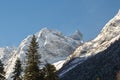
0, 35, 59, 80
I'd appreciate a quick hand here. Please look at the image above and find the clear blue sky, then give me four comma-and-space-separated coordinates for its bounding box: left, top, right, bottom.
0, 0, 120, 47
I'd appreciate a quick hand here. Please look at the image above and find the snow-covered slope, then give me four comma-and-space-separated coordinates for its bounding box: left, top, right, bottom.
4, 28, 82, 79
60, 38, 120, 80
58, 10, 120, 78
70, 10, 120, 59
0, 47, 16, 64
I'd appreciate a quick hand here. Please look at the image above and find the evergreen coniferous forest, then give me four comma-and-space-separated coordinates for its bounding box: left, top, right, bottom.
11, 58, 22, 80
43, 62, 59, 80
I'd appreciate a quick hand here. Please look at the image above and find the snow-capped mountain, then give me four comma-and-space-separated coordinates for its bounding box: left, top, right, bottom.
58, 10, 120, 78
2, 28, 82, 79
1, 9, 120, 80
70, 9, 120, 59
0, 47, 16, 64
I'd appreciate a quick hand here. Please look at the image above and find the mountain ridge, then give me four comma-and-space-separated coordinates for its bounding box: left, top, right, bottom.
58, 9, 120, 78
70, 9, 120, 59
60, 38, 120, 80
0, 9, 120, 80
0, 28, 82, 80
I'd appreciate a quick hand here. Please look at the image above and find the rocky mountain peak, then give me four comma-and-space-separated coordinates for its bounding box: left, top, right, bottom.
69, 10, 120, 60
70, 30, 83, 41
36, 28, 61, 37
3, 28, 82, 79
59, 9, 120, 79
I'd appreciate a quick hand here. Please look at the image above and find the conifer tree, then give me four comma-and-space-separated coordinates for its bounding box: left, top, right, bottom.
39, 68, 46, 80
11, 58, 22, 80
0, 59, 6, 80
23, 35, 41, 80
44, 62, 59, 80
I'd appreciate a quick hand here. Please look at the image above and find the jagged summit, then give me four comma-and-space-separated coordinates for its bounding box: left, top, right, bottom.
70, 30, 83, 41
2, 28, 82, 80
36, 28, 63, 38
59, 9, 120, 78
65, 9, 120, 63
18, 28, 82, 63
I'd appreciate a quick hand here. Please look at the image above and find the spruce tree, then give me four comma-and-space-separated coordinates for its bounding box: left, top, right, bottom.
24, 35, 41, 80
0, 59, 5, 80
44, 62, 59, 80
39, 68, 46, 80
11, 58, 22, 80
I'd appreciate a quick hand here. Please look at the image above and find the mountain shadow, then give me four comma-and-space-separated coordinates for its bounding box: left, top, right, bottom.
60, 38, 120, 80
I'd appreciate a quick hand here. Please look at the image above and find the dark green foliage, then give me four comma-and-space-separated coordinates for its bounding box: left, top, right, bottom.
0, 59, 5, 80
23, 35, 41, 80
43, 63, 59, 80
60, 39, 120, 80
23, 35, 59, 80
11, 58, 22, 80
39, 69, 46, 80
